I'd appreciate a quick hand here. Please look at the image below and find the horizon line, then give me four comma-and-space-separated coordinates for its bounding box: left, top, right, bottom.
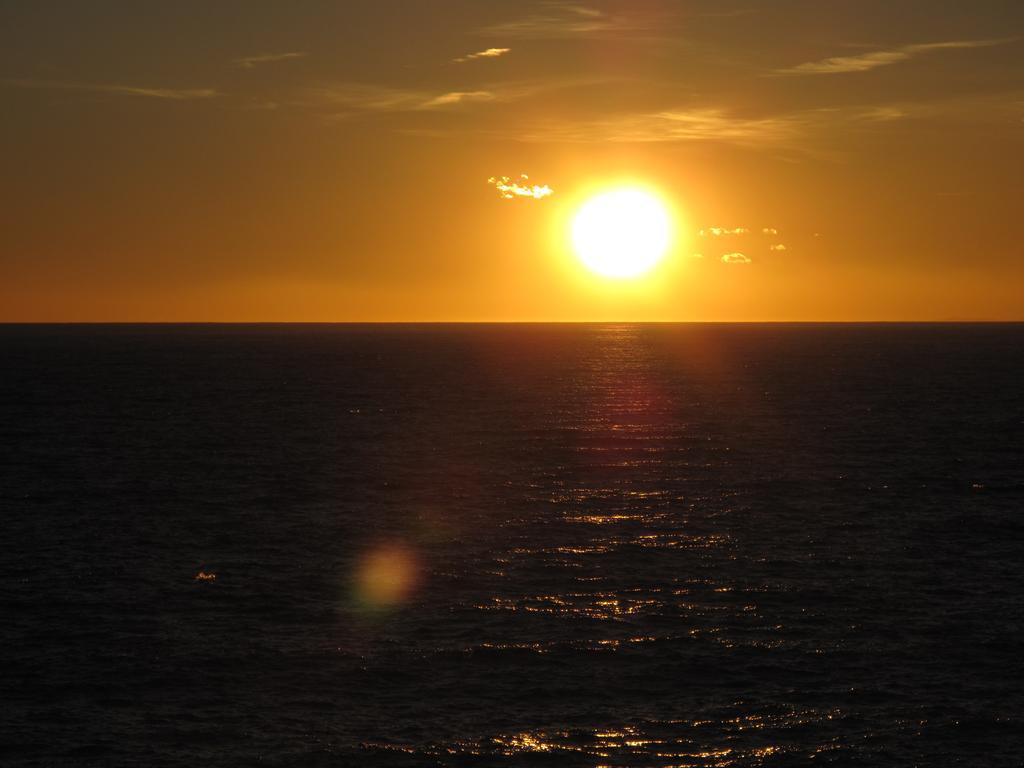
2, 320, 1023, 326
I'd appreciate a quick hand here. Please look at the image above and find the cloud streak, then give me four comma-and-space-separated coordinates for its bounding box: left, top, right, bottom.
4, 78, 216, 100
234, 52, 307, 69
505, 100, 922, 147
302, 77, 596, 117
422, 91, 495, 108
488, 175, 553, 200
514, 108, 802, 145
482, 2, 659, 39
302, 83, 500, 113
454, 48, 511, 63
774, 39, 1010, 76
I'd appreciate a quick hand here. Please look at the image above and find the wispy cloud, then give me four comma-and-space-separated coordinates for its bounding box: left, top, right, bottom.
302, 83, 500, 113
488, 175, 554, 200
4, 78, 216, 100
769, 243, 787, 251
514, 108, 801, 145
422, 91, 495, 108
454, 48, 511, 63
506, 100, 923, 146
721, 253, 752, 264
301, 77, 594, 117
302, 84, 423, 112
774, 39, 1010, 76
482, 2, 660, 39
234, 52, 307, 69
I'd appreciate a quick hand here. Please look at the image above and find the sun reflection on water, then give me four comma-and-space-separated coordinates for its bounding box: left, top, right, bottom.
362, 715, 817, 766
355, 327, 830, 764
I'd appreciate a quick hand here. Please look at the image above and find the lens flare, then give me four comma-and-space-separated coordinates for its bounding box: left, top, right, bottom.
353, 543, 419, 608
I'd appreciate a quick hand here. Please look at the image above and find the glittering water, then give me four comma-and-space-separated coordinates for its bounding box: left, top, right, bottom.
2, 324, 1023, 766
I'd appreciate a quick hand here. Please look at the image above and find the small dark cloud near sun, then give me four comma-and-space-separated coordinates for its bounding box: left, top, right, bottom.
700, 227, 749, 237
488, 175, 553, 200
698, 226, 789, 263
721, 253, 752, 264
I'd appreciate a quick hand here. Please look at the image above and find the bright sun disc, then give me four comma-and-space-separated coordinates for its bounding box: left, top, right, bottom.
572, 188, 671, 278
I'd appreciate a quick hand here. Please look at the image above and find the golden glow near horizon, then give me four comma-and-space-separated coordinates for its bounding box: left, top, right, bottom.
1, 2, 1023, 320
571, 189, 672, 279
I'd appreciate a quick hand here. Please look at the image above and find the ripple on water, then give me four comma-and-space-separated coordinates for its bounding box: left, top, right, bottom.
361, 707, 855, 766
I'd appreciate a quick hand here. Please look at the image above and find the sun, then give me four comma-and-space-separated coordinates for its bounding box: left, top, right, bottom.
571, 188, 672, 278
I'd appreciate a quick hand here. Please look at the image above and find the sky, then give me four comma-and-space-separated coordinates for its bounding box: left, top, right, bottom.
1, 0, 1023, 321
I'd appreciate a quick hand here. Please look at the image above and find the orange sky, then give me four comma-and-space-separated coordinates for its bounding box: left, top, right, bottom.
2, 0, 1023, 320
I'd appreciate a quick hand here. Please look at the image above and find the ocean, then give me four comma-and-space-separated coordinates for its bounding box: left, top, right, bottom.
2, 323, 1022, 766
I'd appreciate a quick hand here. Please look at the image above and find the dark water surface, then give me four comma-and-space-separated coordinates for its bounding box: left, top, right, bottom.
2, 324, 1023, 766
